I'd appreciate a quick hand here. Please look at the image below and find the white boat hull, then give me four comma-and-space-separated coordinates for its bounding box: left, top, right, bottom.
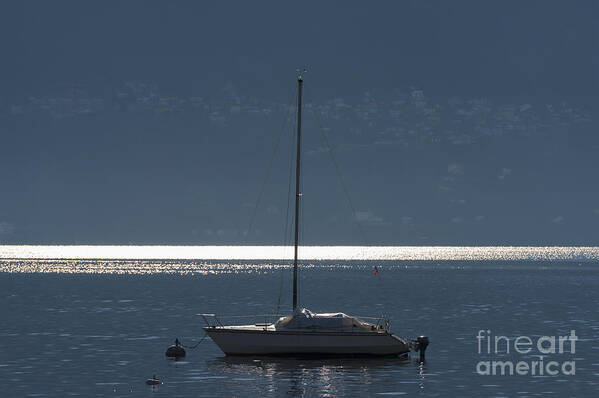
204, 326, 410, 356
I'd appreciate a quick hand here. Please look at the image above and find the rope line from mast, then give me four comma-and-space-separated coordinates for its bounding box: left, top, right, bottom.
244, 87, 296, 244
312, 109, 369, 246
284, 89, 298, 249
276, 84, 299, 316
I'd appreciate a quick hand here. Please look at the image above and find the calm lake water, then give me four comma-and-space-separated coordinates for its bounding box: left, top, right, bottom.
1, 246, 598, 397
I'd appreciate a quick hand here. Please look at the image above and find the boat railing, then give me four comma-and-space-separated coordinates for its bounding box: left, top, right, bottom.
356, 315, 391, 332
198, 313, 224, 328
197, 313, 281, 328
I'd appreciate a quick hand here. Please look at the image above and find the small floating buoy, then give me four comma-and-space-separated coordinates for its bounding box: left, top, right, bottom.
146, 375, 161, 386
165, 338, 186, 358
165, 345, 185, 358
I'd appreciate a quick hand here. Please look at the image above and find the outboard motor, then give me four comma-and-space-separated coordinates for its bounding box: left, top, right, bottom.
412, 336, 429, 362
165, 338, 186, 358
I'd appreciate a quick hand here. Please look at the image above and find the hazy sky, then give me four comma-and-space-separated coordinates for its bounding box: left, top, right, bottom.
1, 1, 598, 98
1, 1, 598, 245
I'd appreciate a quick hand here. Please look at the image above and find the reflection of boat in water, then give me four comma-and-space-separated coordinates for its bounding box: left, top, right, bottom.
206, 355, 426, 398
202, 73, 424, 357
208, 353, 412, 371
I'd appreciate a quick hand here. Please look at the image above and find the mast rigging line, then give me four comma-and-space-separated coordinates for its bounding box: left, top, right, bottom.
309, 101, 369, 246
244, 87, 297, 244
276, 92, 297, 317
284, 90, 299, 249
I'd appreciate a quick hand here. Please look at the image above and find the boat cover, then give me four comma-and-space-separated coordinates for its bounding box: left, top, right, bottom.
274, 308, 376, 332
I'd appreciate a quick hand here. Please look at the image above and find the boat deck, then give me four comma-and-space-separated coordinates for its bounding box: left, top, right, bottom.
204, 324, 393, 336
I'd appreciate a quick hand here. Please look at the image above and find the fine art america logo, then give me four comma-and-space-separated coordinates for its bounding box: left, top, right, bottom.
476, 330, 577, 376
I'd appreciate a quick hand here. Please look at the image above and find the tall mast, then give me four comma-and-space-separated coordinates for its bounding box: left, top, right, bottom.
293, 73, 303, 310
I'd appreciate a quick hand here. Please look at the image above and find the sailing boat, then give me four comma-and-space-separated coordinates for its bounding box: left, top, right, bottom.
202, 73, 415, 356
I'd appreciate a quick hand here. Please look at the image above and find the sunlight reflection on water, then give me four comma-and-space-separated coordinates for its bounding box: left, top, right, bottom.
1, 245, 598, 274
1, 245, 599, 261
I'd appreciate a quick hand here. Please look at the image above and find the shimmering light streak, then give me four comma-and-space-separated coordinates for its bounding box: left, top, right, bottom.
0, 246, 598, 274
1, 245, 598, 261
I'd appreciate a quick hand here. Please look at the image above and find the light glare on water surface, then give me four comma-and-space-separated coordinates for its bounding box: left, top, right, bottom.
1, 245, 598, 274
1, 245, 599, 261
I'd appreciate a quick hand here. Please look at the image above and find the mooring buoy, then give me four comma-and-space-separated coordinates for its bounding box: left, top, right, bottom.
165, 338, 186, 358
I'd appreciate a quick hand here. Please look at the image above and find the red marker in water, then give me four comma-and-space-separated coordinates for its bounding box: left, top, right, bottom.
374, 266, 379, 276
